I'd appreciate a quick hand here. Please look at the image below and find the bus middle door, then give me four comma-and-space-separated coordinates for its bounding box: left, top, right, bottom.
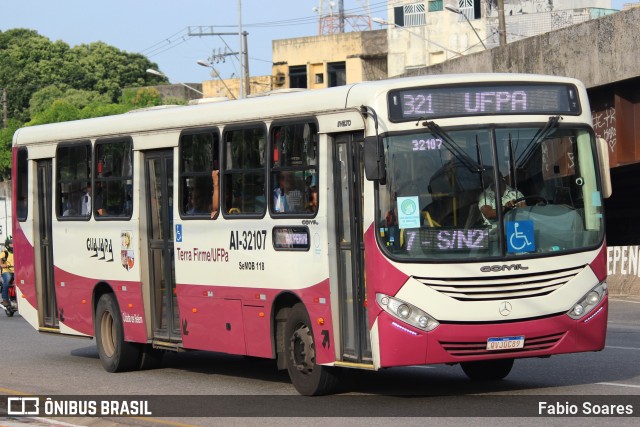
144, 150, 181, 344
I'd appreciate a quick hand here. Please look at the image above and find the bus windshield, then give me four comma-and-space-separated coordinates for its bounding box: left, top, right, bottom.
376, 125, 605, 261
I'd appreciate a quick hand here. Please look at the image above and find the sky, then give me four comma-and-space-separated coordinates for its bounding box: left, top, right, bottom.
0, 0, 385, 84
0, 0, 633, 85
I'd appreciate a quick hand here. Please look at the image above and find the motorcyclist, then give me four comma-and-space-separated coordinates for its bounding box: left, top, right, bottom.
1, 237, 14, 307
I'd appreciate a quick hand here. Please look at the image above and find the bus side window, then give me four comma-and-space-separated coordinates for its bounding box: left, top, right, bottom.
223, 126, 266, 216
180, 130, 219, 218
94, 138, 133, 219
56, 142, 91, 220
270, 121, 318, 216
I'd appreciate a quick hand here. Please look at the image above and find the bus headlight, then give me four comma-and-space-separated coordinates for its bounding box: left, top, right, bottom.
376, 293, 439, 332
566, 282, 607, 320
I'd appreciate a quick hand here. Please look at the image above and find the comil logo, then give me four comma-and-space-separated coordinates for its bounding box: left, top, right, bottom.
7, 397, 40, 415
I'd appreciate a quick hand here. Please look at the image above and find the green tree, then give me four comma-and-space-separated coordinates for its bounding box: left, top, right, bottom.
0, 28, 167, 123
27, 100, 81, 126
0, 119, 22, 180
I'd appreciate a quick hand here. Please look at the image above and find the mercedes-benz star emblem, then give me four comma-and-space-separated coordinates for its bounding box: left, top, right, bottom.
499, 301, 512, 316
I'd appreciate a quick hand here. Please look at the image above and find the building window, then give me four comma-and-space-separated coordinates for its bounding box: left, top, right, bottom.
57, 142, 91, 219
394, 2, 426, 27
458, 0, 481, 20
289, 65, 307, 89
94, 138, 133, 219
315, 73, 324, 84
180, 130, 219, 218
223, 126, 266, 216
270, 121, 318, 216
16, 148, 28, 221
428, 0, 443, 12
328, 62, 346, 87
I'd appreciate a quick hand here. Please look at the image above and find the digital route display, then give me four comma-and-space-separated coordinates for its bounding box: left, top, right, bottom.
388, 83, 581, 121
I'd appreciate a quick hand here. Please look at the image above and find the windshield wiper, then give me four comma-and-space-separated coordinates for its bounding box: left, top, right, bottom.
516, 116, 562, 167
424, 121, 482, 173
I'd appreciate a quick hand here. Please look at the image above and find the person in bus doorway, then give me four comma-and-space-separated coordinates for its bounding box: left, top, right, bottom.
1, 237, 14, 307
478, 173, 525, 226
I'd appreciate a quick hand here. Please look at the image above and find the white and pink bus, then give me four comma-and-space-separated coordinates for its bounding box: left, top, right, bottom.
12, 73, 611, 395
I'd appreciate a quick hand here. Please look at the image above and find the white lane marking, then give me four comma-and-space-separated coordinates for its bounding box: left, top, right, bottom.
606, 345, 640, 351
597, 382, 640, 389
610, 298, 640, 304
30, 418, 87, 427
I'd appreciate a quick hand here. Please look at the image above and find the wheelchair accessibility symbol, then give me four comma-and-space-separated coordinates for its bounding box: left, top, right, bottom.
506, 220, 535, 253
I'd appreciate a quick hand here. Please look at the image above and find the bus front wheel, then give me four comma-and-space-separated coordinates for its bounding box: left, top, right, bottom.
95, 293, 140, 372
461, 358, 514, 381
284, 303, 339, 395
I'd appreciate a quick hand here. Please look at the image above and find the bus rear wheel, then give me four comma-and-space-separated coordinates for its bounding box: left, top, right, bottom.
461, 358, 514, 381
284, 303, 339, 395
95, 293, 140, 372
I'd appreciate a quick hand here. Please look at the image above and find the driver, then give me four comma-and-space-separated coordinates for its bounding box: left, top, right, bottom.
478, 173, 524, 226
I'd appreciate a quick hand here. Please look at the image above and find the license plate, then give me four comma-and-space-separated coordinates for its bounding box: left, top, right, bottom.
486, 335, 525, 351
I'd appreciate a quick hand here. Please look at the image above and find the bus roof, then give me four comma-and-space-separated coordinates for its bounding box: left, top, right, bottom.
13, 73, 584, 147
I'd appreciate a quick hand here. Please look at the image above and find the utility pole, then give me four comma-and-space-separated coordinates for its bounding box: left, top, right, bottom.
2, 88, 7, 129
242, 32, 250, 96
497, 0, 507, 46
188, 26, 250, 99
238, 0, 244, 98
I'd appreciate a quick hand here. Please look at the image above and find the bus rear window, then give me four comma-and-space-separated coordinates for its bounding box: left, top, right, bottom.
16, 148, 28, 221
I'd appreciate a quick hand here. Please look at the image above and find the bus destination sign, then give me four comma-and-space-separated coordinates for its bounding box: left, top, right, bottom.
388, 83, 581, 121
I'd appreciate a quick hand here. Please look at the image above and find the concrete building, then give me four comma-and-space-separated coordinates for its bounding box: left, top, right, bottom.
271, 30, 388, 90
398, 6, 640, 292
381, 0, 614, 77
202, 75, 273, 99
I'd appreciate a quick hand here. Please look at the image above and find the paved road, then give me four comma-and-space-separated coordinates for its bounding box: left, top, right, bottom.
0, 297, 638, 426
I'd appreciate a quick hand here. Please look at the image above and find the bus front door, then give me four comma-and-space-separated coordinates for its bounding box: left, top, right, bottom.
144, 150, 180, 343
334, 133, 372, 363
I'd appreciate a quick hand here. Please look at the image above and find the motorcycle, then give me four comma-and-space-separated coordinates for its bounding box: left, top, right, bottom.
2, 276, 17, 317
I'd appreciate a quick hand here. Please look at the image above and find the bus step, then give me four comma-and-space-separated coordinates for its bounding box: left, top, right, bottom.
333, 361, 376, 370
152, 340, 185, 352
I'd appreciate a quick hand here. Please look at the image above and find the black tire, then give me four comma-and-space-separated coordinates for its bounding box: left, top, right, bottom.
94, 293, 140, 372
461, 358, 514, 381
138, 344, 164, 370
284, 303, 339, 395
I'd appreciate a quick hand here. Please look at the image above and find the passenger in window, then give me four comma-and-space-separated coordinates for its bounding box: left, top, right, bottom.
62, 192, 79, 216
211, 169, 219, 218
94, 182, 105, 216
187, 187, 210, 215
273, 172, 289, 213
81, 184, 92, 216
306, 186, 318, 213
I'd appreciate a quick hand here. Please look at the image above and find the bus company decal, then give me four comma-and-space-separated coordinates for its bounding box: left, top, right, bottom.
120, 230, 135, 271
86, 236, 115, 262
176, 279, 335, 364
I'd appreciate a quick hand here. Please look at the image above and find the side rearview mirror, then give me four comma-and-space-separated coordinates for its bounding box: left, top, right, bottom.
364, 136, 386, 182
596, 137, 612, 199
